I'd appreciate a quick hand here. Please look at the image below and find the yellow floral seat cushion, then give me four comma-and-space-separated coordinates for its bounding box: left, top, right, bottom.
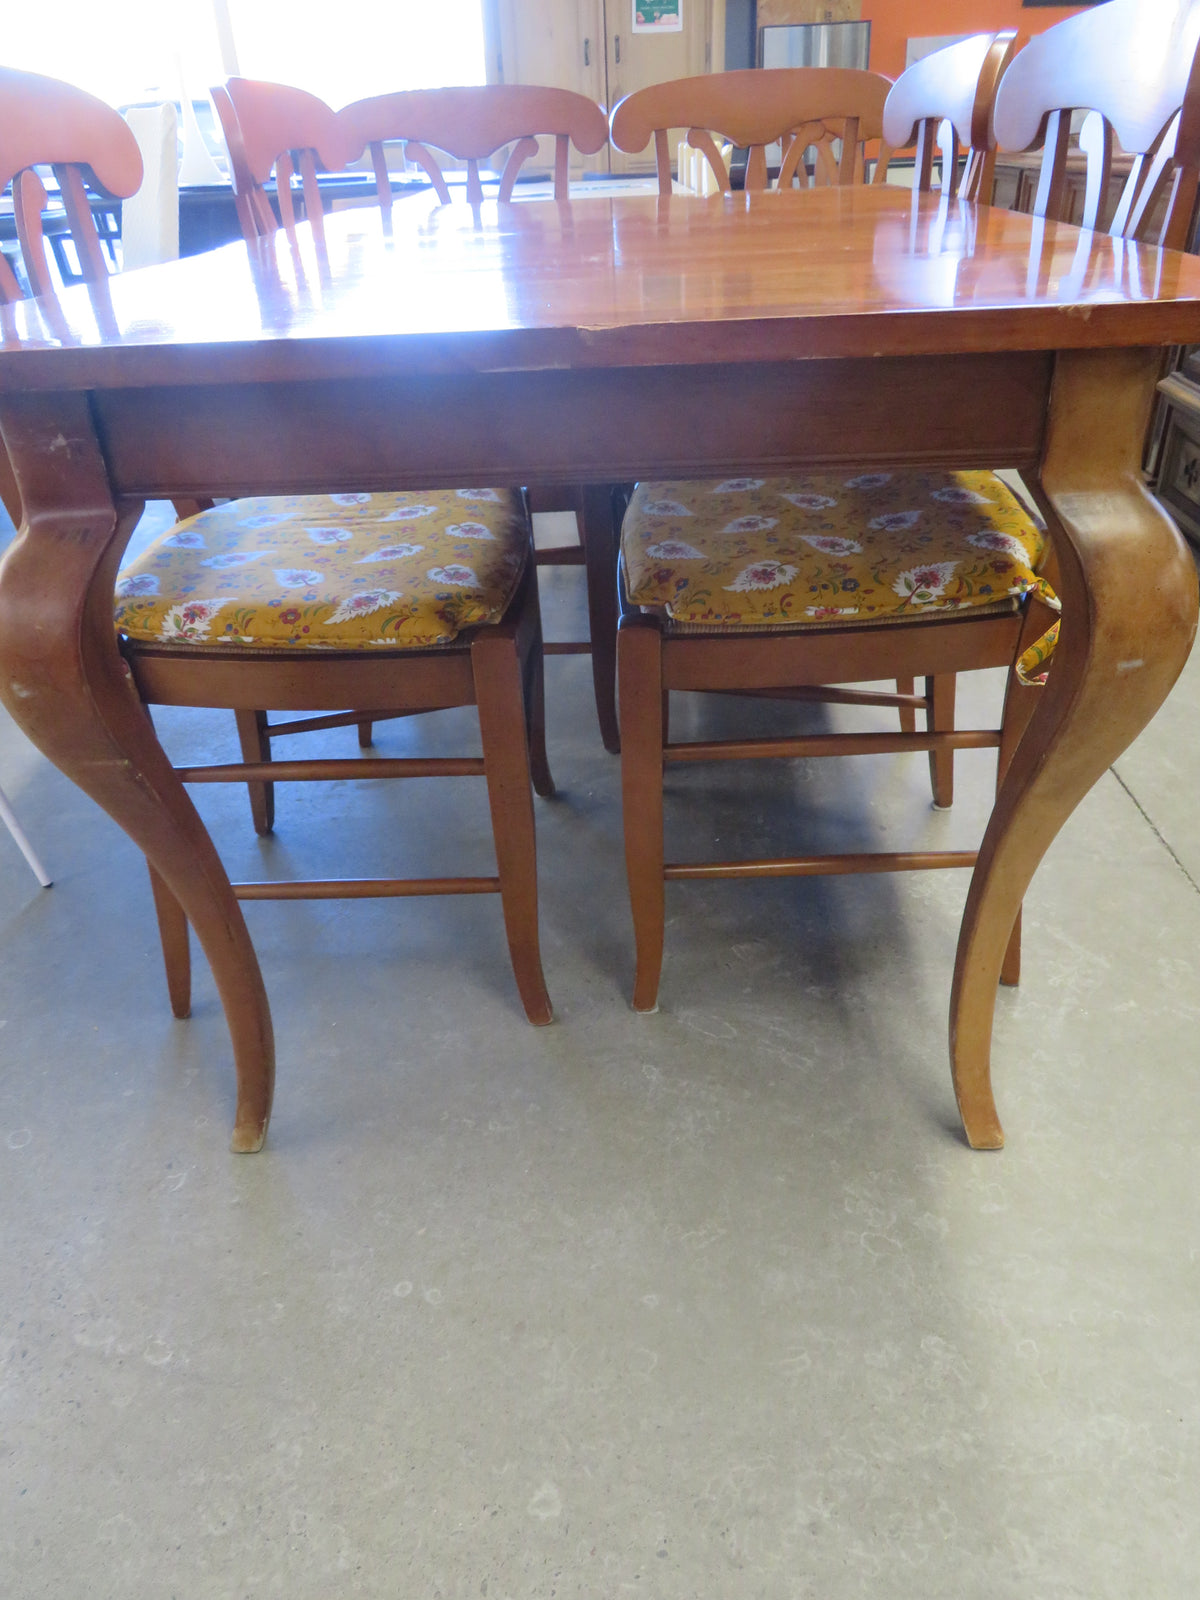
621, 470, 1061, 681
115, 490, 530, 651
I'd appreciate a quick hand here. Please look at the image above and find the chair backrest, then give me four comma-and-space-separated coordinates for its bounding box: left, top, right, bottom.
883, 31, 1019, 202
210, 84, 274, 241
0, 65, 143, 303
993, 0, 1200, 248
608, 67, 894, 195
336, 85, 609, 213
212, 77, 359, 246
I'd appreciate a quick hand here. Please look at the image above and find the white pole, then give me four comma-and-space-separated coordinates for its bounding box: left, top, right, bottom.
0, 782, 52, 888
209, 0, 242, 78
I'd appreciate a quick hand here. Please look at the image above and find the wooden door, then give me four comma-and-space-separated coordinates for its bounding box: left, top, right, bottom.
490, 0, 714, 178
604, 0, 713, 173
490, 0, 611, 174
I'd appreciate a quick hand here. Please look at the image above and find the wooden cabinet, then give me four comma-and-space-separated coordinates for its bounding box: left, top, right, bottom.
492, 0, 714, 174
757, 1, 861, 23
1150, 351, 1200, 546
992, 150, 1122, 228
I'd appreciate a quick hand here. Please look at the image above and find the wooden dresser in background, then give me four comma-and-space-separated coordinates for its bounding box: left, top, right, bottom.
991, 149, 1196, 544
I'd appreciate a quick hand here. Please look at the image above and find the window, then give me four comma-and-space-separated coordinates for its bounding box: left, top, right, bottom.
5, 0, 486, 109
6, 2, 223, 108
228, 0, 487, 105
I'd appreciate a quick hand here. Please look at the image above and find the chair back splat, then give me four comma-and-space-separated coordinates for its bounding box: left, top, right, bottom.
337, 84, 609, 213
882, 30, 1018, 201
609, 66, 894, 193
213, 77, 360, 245
0, 67, 146, 512
992, 0, 1200, 246
0, 65, 143, 303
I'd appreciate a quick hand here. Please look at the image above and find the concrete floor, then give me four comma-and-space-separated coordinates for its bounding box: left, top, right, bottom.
2, 505, 1199, 1598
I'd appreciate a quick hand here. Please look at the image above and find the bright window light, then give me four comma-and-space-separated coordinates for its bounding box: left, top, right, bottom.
4, 1, 222, 108
3, 0, 485, 110
230, 0, 487, 106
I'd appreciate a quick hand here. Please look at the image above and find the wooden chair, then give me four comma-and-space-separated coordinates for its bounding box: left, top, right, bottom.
0, 68, 143, 301
608, 66, 895, 193
2, 65, 555, 1028
212, 77, 356, 246
611, 39, 1018, 815
883, 29, 1018, 202
329, 82, 620, 753
992, 0, 1200, 250
337, 83, 609, 210
613, 12, 1200, 1016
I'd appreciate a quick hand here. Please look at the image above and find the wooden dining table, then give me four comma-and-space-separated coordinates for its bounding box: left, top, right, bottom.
1, 183, 1198, 1151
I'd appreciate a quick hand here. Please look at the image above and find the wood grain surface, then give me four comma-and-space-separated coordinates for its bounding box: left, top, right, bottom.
5, 188, 1200, 391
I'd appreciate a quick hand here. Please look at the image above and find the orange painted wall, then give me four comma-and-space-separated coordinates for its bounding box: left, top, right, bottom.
858, 2, 1090, 82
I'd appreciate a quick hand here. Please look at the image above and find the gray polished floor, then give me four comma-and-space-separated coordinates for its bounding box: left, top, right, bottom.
2, 508, 1199, 1598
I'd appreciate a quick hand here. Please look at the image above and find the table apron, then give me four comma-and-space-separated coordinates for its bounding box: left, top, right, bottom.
87, 351, 1054, 499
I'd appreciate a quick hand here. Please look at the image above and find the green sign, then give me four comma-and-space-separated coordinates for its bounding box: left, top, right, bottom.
633, 0, 682, 33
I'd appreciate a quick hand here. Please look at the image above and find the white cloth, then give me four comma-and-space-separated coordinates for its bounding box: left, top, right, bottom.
121, 103, 179, 270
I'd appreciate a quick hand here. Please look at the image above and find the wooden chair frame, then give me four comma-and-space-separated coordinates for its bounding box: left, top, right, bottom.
129, 559, 554, 1028
883, 30, 1019, 202
609, 67, 895, 193
993, 0, 1200, 249
336, 83, 609, 213
0, 66, 143, 303
610, 36, 1021, 821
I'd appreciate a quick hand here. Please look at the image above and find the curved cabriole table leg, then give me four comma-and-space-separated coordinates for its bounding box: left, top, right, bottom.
950, 347, 1199, 1148
0, 393, 274, 1152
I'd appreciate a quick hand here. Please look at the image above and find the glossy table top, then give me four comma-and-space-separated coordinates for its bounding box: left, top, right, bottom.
5, 184, 1200, 389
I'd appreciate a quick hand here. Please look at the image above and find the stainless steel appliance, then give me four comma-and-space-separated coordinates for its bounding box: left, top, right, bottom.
759, 20, 871, 71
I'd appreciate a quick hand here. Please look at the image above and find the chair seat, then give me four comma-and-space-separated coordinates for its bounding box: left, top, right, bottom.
115, 490, 530, 650
622, 469, 1057, 629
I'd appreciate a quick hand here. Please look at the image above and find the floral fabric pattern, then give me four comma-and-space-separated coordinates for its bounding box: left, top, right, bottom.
115, 490, 530, 650
622, 471, 1059, 663
1016, 617, 1061, 687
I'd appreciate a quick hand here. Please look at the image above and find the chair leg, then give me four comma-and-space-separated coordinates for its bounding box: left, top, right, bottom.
0, 443, 22, 527
357, 720, 374, 748
234, 709, 275, 836
147, 862, 192, 1018
896, 676, 917, 735
1000, 908, 1022, 988
472, 629, 553, 1025
580, 485, 622, 754
525, 636, 555, 801
994, 641, 1045, 989
619, 619, 666, 1013
927, 673, 957, 809
518, 558, 555, 800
